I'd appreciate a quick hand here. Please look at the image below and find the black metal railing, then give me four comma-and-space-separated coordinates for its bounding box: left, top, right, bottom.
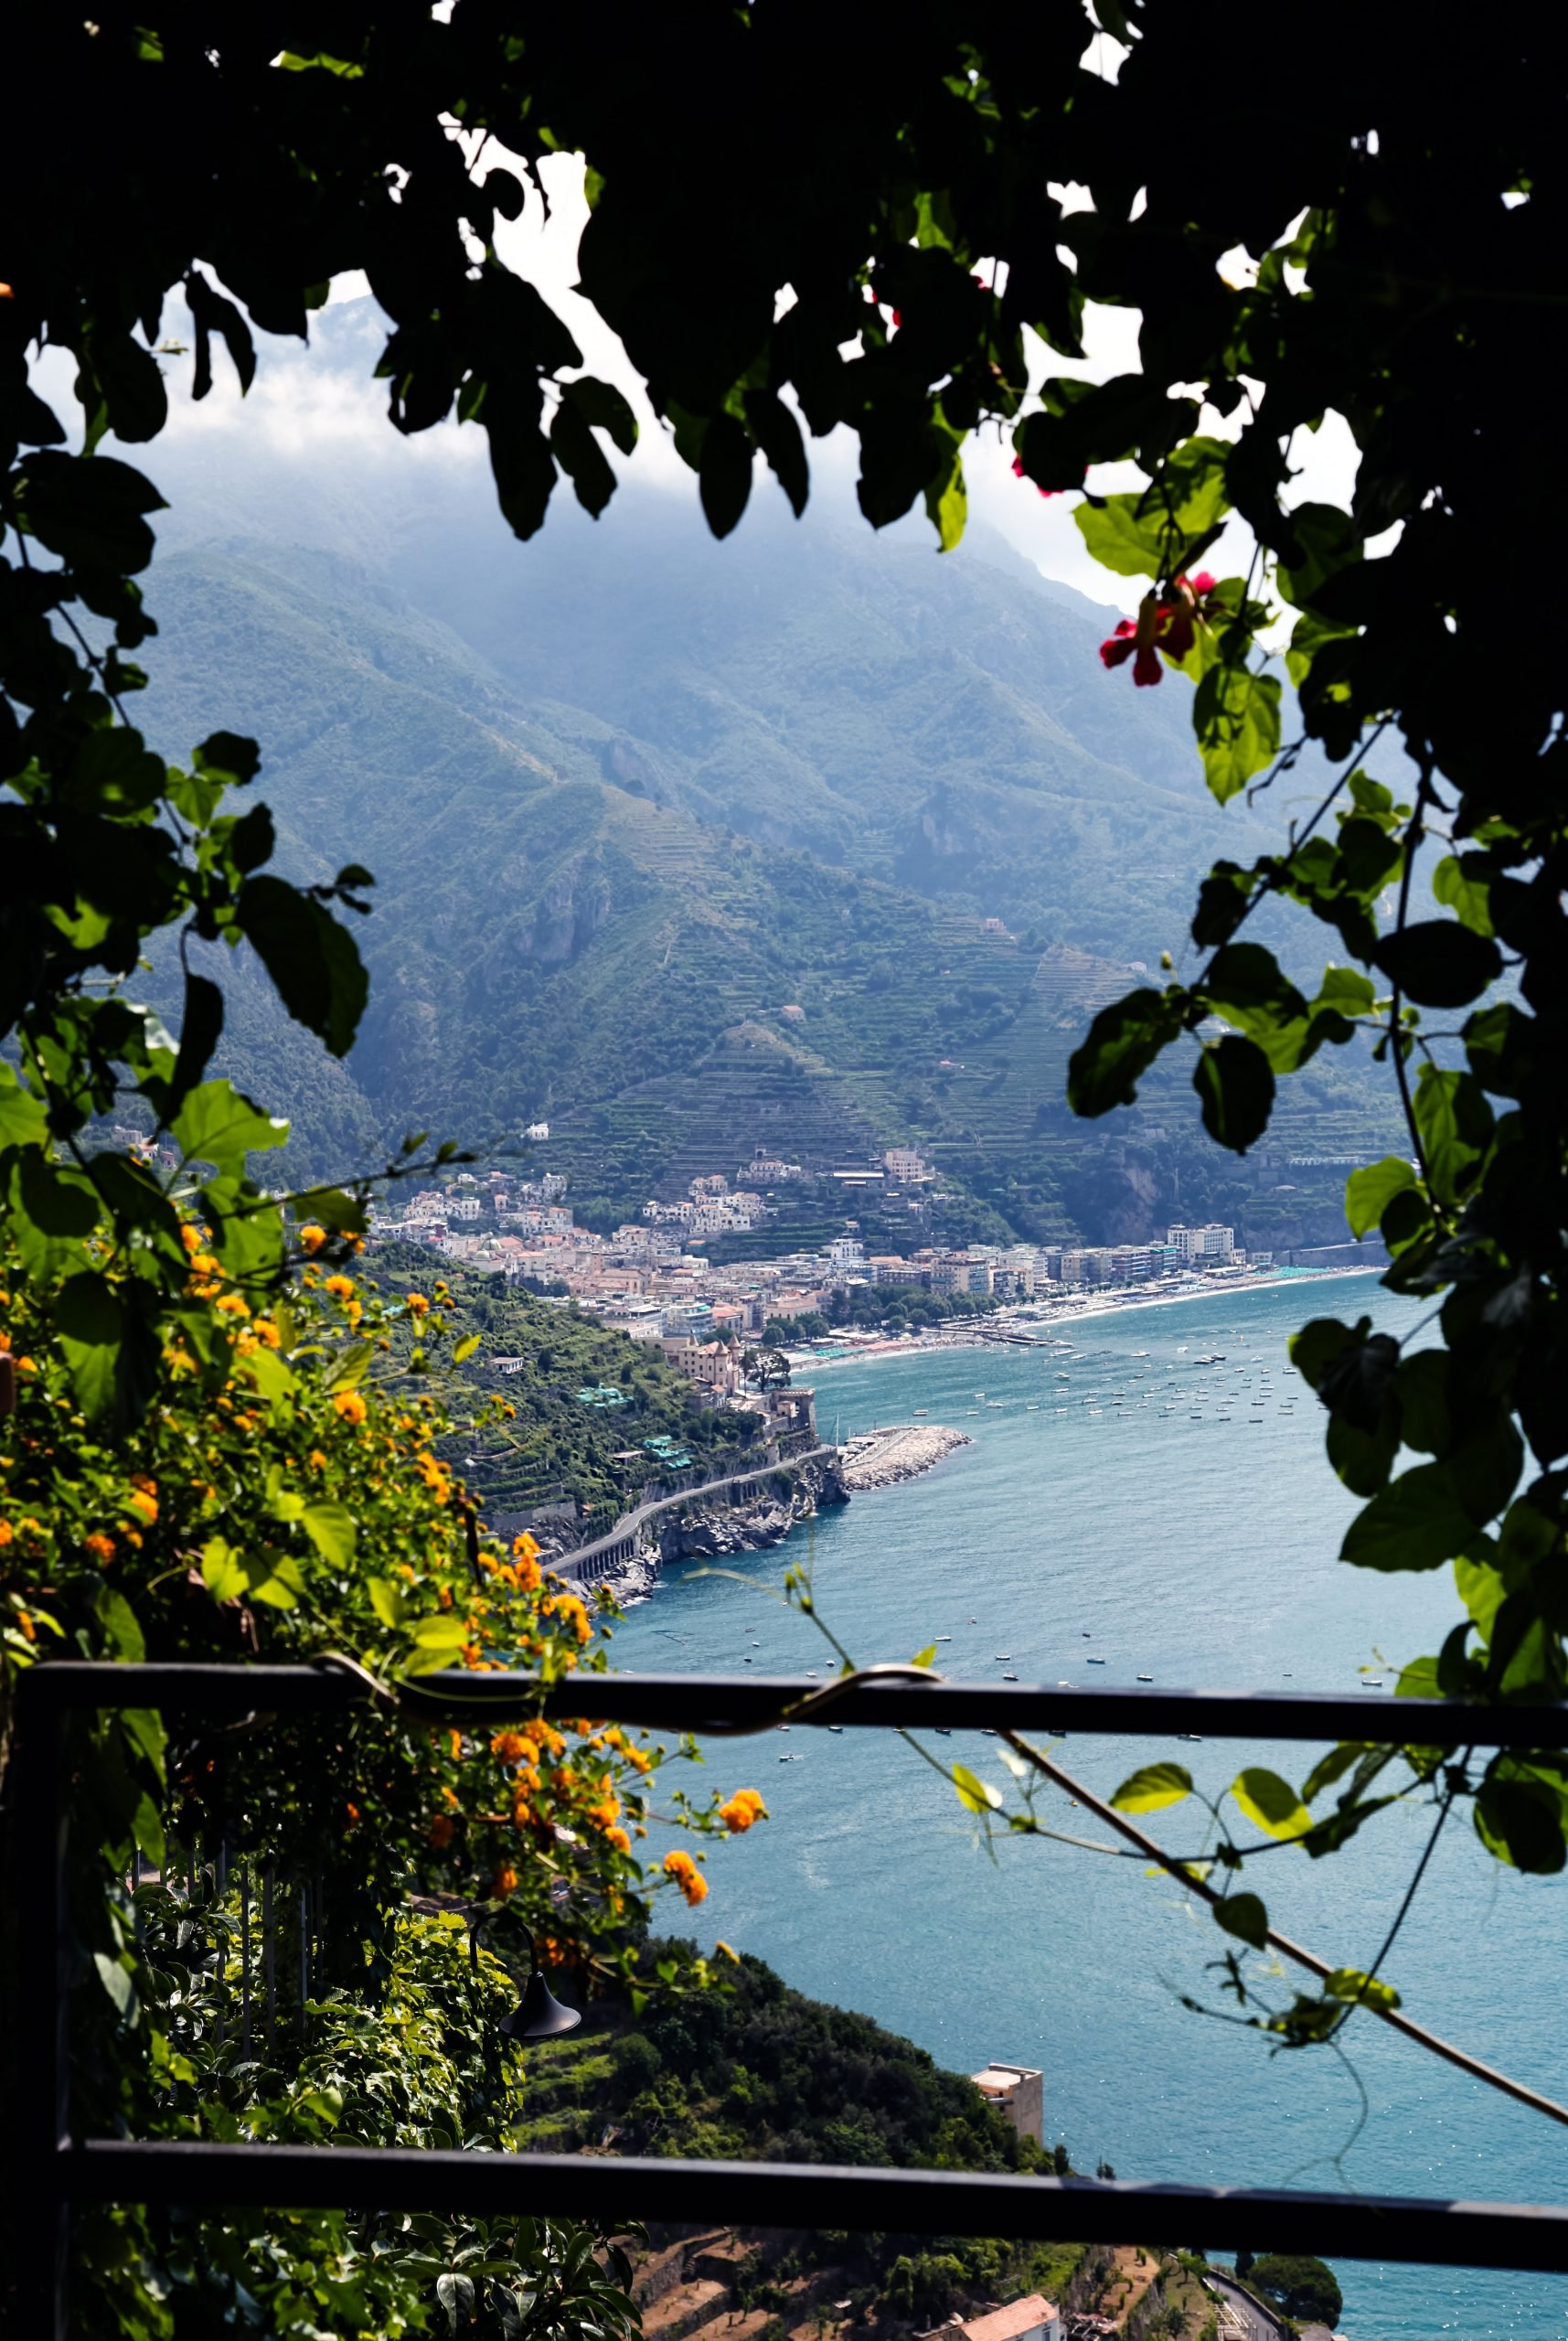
16, 1661, 1568, 2341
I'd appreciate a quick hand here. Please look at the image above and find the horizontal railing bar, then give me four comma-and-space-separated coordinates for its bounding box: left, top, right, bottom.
64, 2141, 1568, 2272
20, 1662, 1568, 1746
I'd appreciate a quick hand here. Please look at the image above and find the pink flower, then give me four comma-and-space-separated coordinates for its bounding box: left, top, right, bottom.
1161, 572, 1221, 662
1100, 574, 1224, 686
1100, 595, 1167, 687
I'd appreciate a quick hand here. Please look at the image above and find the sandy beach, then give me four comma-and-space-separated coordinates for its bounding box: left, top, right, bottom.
789, 1264, 1383, 1375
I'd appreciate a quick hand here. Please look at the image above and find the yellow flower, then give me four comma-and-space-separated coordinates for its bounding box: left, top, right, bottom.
494, 1864, 518, 1897
428, 1814, 454, 1850
324, 1275, 355, 1301
84, 1532, 116, 1563
406, 1291, 430, 1317
214, 1292, 251, 1318
0, 1521, 12, 1548
299, 1224, 327, 1256
606, 1826, 632, 1854
491, 1731, 528, 1764
332, 1390, 368, 1426
125, 1488, 159, 1526
179, 1224, 203, 1256
719, 1789, 768, 1833
251, 1317, 282, 1349
512, 1530, 540, 1562
308, 1448, 327, 1471
662, 1849, 709, 1908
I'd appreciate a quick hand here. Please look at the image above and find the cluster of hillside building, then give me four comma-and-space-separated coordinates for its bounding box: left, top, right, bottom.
369, 1152, 1259, 1375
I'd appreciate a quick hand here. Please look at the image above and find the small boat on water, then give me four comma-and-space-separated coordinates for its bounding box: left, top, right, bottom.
912, 1408, 928, 1416
827, 1724, 844, 1734
1133, 1351, 1148, 1358
1177, 1733, 1203, 1744
1086, 1656, 1106, 1665
934, 1635, 953, 1642
1002, 1673, 1019, 1682
1137, 1673, 1154, 1682
935, 1727, 953, 1737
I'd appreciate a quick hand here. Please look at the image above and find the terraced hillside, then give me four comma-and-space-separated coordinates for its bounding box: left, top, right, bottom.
130, 486, 1400, 1237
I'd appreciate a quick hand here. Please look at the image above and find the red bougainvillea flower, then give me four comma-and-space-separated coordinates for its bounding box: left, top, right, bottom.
1100, 593, 1168, 687
1101, 574, 1222, 685
1160, 572, 1221, 662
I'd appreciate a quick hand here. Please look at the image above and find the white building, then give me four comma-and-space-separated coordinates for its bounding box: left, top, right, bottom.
970, 2061, 1043, 2143
1168, 1222, 1235, 1262
953, 2295, 1061, 2341
524, 1122, 549, 1141
827, 1235, 866, 1269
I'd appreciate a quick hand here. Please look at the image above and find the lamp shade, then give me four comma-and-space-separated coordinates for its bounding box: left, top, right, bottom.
500, 1967, 582, 2041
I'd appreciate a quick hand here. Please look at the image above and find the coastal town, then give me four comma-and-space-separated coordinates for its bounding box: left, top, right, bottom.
365, 1138, 1373, 1394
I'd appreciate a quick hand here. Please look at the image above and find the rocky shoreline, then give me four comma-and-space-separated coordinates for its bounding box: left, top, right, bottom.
839, 1422, 971, 1490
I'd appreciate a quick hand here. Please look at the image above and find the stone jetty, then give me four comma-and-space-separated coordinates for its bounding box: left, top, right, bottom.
839, 1423, 971, 1490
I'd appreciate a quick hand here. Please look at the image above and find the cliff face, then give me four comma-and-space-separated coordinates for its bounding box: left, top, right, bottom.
658, 1454, 848, 1561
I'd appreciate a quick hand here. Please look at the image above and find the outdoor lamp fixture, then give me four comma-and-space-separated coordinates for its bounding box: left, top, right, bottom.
469, 1906, 582, 2042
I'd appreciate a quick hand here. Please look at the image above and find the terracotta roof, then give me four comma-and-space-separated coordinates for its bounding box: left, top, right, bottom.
959, 2298, 1057, 2341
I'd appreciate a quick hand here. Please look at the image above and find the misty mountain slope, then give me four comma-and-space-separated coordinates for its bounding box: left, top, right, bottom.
137, 543, 1150, 1201
390, 489, 1285, 950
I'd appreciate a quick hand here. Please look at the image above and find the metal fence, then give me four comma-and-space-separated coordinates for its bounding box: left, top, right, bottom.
16, 1661, 1568, 2340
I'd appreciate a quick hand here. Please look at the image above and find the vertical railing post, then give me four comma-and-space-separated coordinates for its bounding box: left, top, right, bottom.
16, 1669, 69, 2341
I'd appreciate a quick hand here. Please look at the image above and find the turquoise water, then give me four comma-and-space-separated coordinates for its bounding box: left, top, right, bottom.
609, 1276, 1567, 2340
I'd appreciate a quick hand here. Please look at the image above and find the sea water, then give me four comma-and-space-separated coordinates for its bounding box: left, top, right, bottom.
608, 1275, 1567, 2340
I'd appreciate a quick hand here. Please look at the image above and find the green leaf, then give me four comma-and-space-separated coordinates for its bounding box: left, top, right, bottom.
1300, 1741, 1373, 1803
96, 1585, 146, 1663
236, 875, 368, 1057
1067, 987, 1184, 1117
923, 444, 967, 552
1212, 1892, 1269, 1949
172, 1078, 288, 1170
412, 1615, 471, 1648
1431, 854, 1494, 937
1341, 1462, 1477, 1573
302, 1502, 357, 1569
1375, 921, 1501, 1009
743, 387, 808, 517
452, 1331, 482, 1364
247, 1554, 306, 1610
1192, 1033, 1275, 1153
1476, 1765, 1568, 1875
240, 1344, 298, 1412
16, 450, 166, 573
699, 412, 753, 539
951, 1763, 1003, 1814
1324, 1965, 1401, 2012
94, 1950, 135, 2015
52, 1271, 125, 1420
202, 1538, 248, 1602
369, 1577, 409, 1630
325, 1340, 373, 1393
1111, 1763, 1193, 1813
1344, 1156, 1418, 1239
1073, 494, 1170, 579
549, 397, 617, 518
560, 375, 638, 455
1192, 664, 1282, 803
1230, 1768, 1312, 1841
0, 1064, 48, 1149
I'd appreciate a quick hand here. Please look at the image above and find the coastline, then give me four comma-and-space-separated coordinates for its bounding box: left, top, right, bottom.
788, 1264, 1384, 1374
